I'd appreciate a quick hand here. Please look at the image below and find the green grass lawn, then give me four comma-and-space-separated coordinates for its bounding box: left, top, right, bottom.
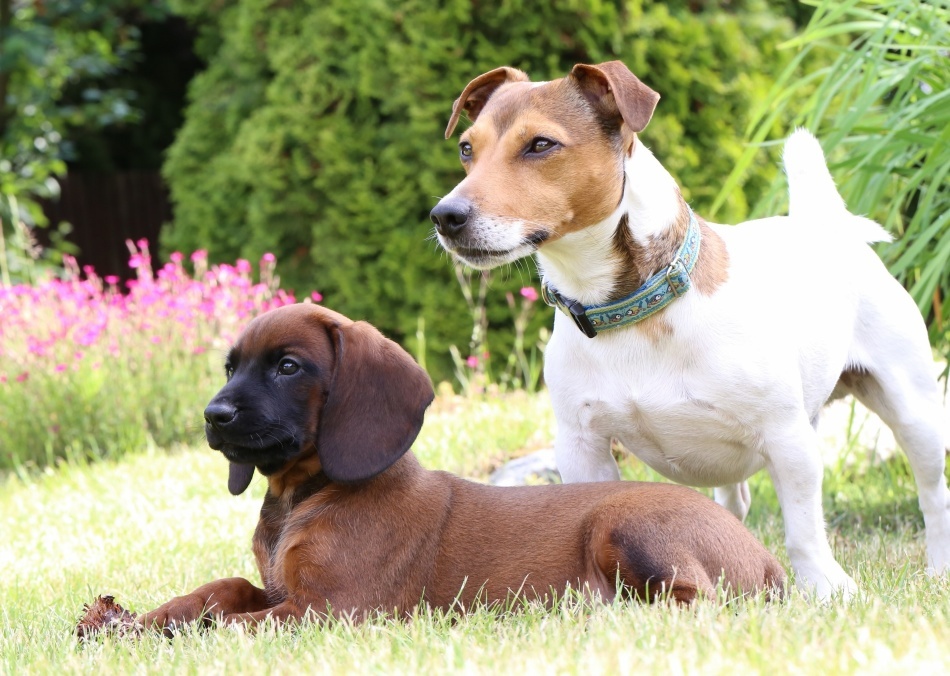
2, 391, 949, 673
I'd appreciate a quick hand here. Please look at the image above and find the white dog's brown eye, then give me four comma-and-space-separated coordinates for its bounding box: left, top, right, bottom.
459, 141, 473, 158
277, 359, 299, 376
528, 138, 556, 154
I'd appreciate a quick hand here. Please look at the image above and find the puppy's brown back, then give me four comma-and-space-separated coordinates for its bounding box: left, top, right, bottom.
426, 473, 784, 606
584, 483, 785, 602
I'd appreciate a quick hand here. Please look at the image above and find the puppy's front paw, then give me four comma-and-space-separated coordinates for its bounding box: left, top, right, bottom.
138, 595, 209, 635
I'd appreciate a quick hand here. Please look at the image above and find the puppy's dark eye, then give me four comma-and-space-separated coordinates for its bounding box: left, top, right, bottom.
459, 141, 473, 159
224, 365, 234, 381
277, 358, 300, 376
527, 137, 557, 155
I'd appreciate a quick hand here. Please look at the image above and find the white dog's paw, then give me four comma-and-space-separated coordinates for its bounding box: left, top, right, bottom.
814, 574, 859, 603
923, 509, 950, 575
794, 562, 858, 602
925, 544, 950, 576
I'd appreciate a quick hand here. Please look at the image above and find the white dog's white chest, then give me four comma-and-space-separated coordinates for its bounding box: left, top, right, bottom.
582, 394, 766, 486
546, 313, 780, 487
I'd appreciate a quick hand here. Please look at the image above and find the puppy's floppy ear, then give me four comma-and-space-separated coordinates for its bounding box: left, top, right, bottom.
570, 61, 660, 133
317, 321, 435, 483
445, 66, 530, 139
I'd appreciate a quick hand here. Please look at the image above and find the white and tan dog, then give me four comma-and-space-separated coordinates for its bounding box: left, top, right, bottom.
430, 61, 950, 599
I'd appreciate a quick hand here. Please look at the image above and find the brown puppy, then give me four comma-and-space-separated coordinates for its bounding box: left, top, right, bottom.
139, 303, 784, 631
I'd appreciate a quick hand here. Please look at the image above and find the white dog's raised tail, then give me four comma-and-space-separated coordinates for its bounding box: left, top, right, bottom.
783, 128, 891, 243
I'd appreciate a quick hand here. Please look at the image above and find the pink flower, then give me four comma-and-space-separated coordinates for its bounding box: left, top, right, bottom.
191, 249, 208, 262
128, 254, 144, 269
261, 252, 276, 264
170, 252, 184, 264
137, 238, 150, 250
27, 337, 45, 356
520, 286, 539, 302
76, 327, 102, 346
16, 372, 28, 383
311, 291, 323, 302
55, 364, 67, 373
466, 355, 478, 368
236, 259, 252, 274
105, 275, 119, 285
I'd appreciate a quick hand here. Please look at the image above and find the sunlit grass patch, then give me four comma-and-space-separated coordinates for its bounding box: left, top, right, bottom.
3, 391, 950, 673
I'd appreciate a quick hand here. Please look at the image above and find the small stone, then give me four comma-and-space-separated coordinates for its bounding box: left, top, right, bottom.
489, 449, 561, 486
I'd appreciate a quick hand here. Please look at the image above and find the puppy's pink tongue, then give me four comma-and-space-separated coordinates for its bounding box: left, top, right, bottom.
228, 463, 255, 495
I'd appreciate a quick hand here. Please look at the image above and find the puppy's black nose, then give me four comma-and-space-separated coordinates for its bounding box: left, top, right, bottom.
204, 402, 237, 429
430, 197, 472, 238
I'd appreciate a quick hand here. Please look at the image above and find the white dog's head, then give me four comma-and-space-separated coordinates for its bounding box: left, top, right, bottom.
430, 62, 660, 270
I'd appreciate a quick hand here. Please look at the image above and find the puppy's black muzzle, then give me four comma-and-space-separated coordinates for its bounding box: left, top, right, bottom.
203, 376, 303, 477
204, 401, 237, 429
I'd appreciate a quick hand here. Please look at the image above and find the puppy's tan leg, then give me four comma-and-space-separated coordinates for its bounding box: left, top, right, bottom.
139, 577, 270, 633
606, 564, 712, 605
593, 522, 713, 604
222, 600, 311, 628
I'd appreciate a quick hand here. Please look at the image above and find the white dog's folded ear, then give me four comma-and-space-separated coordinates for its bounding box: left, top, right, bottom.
317, 321, 435, 483
570, 61, 660, 134
445, 66, 530, 139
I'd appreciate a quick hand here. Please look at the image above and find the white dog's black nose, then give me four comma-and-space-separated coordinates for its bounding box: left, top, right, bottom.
430, 197, 472, 238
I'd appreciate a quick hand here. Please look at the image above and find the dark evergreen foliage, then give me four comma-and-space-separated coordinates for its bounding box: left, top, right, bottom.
162, 0, 800, 379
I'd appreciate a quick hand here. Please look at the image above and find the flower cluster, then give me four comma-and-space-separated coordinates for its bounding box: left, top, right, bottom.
0, 240, 298, 384
0, 241, 308, 469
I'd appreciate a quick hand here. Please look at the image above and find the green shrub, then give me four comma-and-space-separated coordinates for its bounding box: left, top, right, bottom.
161, 0, 802, 380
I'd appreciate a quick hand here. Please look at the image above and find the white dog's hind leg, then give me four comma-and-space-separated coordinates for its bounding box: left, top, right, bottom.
554, 428, 619, 483
715, 482, 752, 521
764, 420, 858, 600
844, 366, 950, 574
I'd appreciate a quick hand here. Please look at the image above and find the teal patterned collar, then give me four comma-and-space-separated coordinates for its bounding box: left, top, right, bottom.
542, 208, 701, 338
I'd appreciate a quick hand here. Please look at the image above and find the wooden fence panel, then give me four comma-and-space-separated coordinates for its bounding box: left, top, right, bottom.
41, 171, 172, 278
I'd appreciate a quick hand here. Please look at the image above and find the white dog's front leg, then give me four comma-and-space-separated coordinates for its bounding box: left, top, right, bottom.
715, 482, 752, 521
763, 422, 857, 600
554, 426, 618, 483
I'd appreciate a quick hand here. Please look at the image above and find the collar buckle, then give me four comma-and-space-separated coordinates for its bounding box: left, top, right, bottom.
665, 256, 690, 297
542, 283, 597, 338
